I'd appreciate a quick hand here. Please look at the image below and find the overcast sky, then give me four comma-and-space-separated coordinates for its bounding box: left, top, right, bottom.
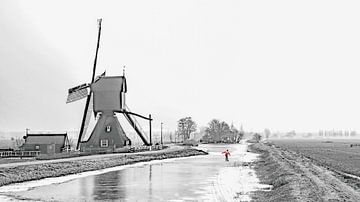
1, 0, 360, 133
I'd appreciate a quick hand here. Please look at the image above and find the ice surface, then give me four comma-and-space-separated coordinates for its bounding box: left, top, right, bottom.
0, 141, 272, 201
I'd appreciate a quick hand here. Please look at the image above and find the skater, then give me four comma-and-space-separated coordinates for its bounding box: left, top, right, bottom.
222, 149, 230, 161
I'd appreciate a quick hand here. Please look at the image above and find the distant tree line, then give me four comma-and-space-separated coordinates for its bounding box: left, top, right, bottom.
175, 117, 244, 144
201, 119, 243, 143
319, 130, 357, 138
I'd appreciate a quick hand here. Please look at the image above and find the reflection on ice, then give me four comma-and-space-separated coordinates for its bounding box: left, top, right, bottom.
0, 155, 200, 193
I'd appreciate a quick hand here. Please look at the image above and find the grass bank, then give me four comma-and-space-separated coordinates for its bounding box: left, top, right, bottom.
249, 142, 360, 202
0, 148, 207, 187
249, 143, 297, 202
249, 142, 328, 202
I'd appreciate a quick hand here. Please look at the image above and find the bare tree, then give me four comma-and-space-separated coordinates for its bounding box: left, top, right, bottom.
204, 119, 221, 142
177, 117, 197, 142
264, 128, 271, 139
13, 137, 24, 150
253, 133, 262, 142
203, 119, 234, 143
169, 132, 173, 143
68, 138, 77, 150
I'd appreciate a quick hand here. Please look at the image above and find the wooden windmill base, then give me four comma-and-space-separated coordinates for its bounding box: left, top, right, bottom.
79, 112, 131, 152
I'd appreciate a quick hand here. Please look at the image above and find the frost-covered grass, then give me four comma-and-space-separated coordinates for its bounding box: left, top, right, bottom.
249, 143, 297, 202
0, 158, 35, 165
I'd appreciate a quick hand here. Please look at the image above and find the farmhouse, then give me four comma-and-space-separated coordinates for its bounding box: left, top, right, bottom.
21, 133, 70, 155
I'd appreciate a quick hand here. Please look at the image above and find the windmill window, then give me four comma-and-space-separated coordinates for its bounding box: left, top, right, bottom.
100, 139, 108, 147
106, 126, 111, 133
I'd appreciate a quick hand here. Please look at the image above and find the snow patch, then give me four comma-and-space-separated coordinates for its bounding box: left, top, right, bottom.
211, 144, 272, 201
188, 143, 272, 201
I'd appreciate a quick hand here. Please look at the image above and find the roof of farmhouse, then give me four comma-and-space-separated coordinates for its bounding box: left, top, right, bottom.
24, 133, 68, 145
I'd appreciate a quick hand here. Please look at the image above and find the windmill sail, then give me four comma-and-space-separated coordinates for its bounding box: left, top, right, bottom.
75, 19, 102, 150
66, 83, 89, 103
79, 93, 97, 142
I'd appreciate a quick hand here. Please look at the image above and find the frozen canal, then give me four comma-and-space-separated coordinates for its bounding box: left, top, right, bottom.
0, 143, 271, 201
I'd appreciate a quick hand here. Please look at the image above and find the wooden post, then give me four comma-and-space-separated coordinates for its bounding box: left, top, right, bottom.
149, 114, 152, 146
160, 122, 163, 145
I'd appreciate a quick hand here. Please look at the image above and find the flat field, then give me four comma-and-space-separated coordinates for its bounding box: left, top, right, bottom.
271, 139, 360, 177
251, 141, 360, 201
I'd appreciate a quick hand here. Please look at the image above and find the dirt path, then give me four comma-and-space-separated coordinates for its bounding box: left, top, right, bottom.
251, 143, 360, 201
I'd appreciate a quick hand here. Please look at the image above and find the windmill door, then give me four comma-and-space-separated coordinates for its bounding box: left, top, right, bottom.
47, 144, 56, 155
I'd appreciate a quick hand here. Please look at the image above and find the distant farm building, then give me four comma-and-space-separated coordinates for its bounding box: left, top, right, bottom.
21, 133, 70, 155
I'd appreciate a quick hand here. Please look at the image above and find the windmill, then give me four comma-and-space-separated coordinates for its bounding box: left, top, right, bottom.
66, 19, 152, 151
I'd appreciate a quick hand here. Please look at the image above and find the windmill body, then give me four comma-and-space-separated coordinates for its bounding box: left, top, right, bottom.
79, 76, 130, 152
68, 74, 151, 151
92, 76, 126, 113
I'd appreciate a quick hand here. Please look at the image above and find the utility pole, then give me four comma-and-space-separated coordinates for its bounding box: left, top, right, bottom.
149, 114, 152, 146
160, 122, 163, 145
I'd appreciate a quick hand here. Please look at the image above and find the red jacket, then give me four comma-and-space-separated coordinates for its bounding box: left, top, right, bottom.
222, 150, 230, 157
